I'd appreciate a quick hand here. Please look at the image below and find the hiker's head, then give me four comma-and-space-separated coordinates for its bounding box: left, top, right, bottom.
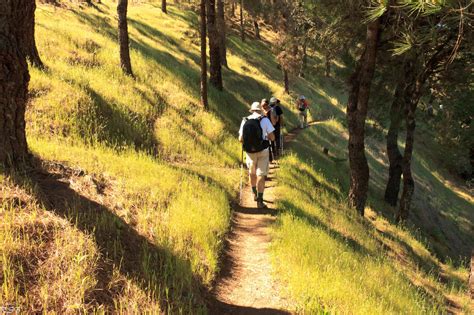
269, 97, 279, 105
261, 98, 268, 106
249, 101, 263, 114
299, 95, 306, 101
262, 102, 270, 112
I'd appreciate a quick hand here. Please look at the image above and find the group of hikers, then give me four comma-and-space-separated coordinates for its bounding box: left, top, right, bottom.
238, 95, 310, 208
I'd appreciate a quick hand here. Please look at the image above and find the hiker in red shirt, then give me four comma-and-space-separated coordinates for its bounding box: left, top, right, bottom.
296, 95, 310, 128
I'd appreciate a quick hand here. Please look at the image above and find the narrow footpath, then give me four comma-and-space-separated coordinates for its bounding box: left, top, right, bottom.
210, 125, 314, 314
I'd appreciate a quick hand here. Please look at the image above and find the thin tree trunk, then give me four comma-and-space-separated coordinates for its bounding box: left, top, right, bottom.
384, 76, 405, 206
207, 0, 223, 90
299, 42, 307, 77
284, 69, 289, 94
398, 96, 417, 222
346, 18, 381, 216
217, 0, 228, 67
117, 0, 133, 76
231, 1, 235, 17
397, 40, 452, 222
325, 53, 331, 77
200, 0, 208, 109
0, 0, 32, 168
162, 0, 167, 14
397, 58, 422, 221
20, 0, 44, 68
254, 19, 260, 40
240, 0, 244, 42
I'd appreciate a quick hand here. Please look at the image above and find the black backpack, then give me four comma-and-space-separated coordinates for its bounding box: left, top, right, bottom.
242, 117, 269, 153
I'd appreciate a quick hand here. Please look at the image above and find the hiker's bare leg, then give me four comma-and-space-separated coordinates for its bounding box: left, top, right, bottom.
249, 173, 257, 187
257, 176, 266, 193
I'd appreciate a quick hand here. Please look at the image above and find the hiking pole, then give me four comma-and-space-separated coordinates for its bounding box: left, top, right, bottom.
280, 132, 284, 156
239, 146, 244, 205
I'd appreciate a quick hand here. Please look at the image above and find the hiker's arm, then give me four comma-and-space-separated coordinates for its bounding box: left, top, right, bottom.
267, 131, 275, 142
239, 136, 243, 143
271, 112, 278, 125
279, 115, 284, 127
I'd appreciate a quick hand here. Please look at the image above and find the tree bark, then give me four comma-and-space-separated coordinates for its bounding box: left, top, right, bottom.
284, 69, 289, 94
231, 1, 235, 17
240, 0, 245, 42
162, 0, 167, 14
117, 0, 133, 77
200, 0, 209, 109
207, 0, 223, 91
384, 76, 405, 206
19, 0, 44, 69
398, 88, 418, 222
299, 42, 307, 77
346, 18, 381, 216
0, 0, 32, 168
397, 40, 453, 222
254, 19, 260, 40
216, 0, 228, 67
325, 53, 331, 77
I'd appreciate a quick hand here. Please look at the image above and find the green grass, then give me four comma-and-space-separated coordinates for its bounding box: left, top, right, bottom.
1, 0, 472, 313
272, 120, 472, 313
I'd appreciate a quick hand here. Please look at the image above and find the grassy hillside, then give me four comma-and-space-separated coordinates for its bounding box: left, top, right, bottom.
272, 120, 473, 313
0, 0, 472, 313
1, 0, 307, 313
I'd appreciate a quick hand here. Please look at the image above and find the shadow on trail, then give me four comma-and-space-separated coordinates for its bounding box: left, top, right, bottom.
210, 300, 291, 315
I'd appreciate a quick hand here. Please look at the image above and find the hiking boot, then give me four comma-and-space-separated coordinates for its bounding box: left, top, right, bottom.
254, 194, 258, 201
257, 198, 267, 209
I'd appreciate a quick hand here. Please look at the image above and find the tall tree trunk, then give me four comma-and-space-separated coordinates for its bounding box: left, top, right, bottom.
240, 0, 245, 42
117, 0, 133, 76
0, 0, 32, 168
398, 94, 417, 221
396, 41, 452, 222
207, 0, 223, 91
325, 53, 331, 77
384, 76, 405, 206
397, 58, 422, 221
254, 19, 260, 40
299, 42, 307, 77
162, 0, 167, 14
231, 1, 235, 17
346, 18, 381, 216
216, 0, 228, 67
20, 0, 44, 69
200, 0, 209, 109
283, 69, 289, 94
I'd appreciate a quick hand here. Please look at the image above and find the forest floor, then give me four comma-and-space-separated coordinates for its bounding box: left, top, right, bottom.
211, 124, 315, 314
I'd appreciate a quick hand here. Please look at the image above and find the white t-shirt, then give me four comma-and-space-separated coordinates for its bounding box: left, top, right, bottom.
238, 112, 275, 140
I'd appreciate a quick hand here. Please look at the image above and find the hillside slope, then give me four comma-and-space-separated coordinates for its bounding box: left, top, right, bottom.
0, 0, 472, 313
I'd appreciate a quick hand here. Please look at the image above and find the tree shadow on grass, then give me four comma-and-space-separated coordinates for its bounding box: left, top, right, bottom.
9, 159, 204, 313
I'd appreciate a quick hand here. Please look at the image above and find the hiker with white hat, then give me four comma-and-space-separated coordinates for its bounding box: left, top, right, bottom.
238, 102, 275, 208
296, 95, 310, 128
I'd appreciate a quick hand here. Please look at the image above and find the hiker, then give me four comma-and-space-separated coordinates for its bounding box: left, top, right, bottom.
269, 97, 284, 157
239, 102, 275, 208
261, 99, 276, 162
260, 98, 276, 163
296, 95, 310, 128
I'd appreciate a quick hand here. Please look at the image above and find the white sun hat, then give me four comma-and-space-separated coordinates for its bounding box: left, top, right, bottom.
249, 101, 262, 112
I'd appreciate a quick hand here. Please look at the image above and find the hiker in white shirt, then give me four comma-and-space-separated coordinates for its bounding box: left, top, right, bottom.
238, 102, 275, 208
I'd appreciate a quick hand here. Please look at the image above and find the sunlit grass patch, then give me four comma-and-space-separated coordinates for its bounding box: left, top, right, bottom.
272, 120, 472, 313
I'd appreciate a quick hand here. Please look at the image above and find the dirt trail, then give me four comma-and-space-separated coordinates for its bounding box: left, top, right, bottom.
211, 125, 313, 314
